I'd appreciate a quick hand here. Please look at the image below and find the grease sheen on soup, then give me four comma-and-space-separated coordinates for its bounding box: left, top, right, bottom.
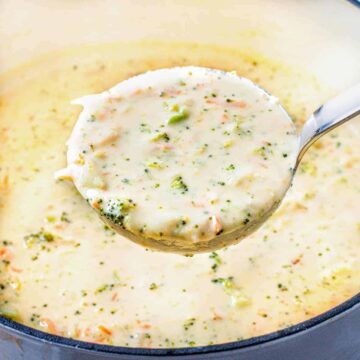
0, 41, 359, 348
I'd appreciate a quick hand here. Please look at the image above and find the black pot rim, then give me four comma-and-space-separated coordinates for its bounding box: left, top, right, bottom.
0, 291, 359, 356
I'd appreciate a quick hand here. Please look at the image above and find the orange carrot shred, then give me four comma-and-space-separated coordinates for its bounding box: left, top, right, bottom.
40, 318, 58, 335
213, 313, 223, 321
98, 325, 112, 336
0, 247, 13, 261
10, 266, 22, 273
85, 327, 91, 337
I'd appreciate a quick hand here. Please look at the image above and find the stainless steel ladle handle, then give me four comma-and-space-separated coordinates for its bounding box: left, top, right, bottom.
296, 83, 360, 167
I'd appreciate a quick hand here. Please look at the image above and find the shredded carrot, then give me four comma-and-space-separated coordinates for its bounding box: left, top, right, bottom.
165, 88, 183, 96
94, 336, 106, 344
111, 292, 118, 302
40, 318, 58, 335
136, 320, 152, 329
10, 266, 22, 273
230, 100, 248, 108
91, 200, 102, 210
158, 144, 174, 151
94, 132, 119, 147
84, 327, 91, 337
74, 325, 81, 338
291, 255, 303, 265
206, 98, 247, 108
96, 106, 115, 121
206, 99, 220, 105
213, 313, 223, 321
221, 113, 230, 122
136, 320, 151, 329
97, 113, 106, 121
132, 89, 143, 96
98, 325, 112, 336
0, 247, 13, 261
0, 175, 9, 191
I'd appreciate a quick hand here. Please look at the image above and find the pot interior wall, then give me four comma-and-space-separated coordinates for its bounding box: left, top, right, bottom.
1, 0, 360, 89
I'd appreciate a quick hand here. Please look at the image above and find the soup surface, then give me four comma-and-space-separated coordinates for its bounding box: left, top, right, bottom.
0, 41, 359, 347
59, 66, 297, 253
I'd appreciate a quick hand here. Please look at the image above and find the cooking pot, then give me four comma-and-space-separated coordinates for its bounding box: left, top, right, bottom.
0, 1, 359, 359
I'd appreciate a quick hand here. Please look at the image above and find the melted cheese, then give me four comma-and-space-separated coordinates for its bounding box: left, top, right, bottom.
0, 41, 359, 348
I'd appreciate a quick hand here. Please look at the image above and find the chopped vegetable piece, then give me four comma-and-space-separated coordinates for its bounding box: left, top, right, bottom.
168, 108, 189, 124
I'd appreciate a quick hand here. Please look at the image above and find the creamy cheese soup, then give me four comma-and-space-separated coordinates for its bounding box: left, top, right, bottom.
57, 67, 297, 253
0, 41, 359, 348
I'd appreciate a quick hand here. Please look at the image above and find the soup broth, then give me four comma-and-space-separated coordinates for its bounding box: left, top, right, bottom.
0, 41, 359, 347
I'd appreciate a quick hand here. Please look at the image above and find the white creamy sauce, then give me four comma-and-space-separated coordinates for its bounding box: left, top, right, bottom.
0, 42, 359, 348
57, 67, 297, 252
